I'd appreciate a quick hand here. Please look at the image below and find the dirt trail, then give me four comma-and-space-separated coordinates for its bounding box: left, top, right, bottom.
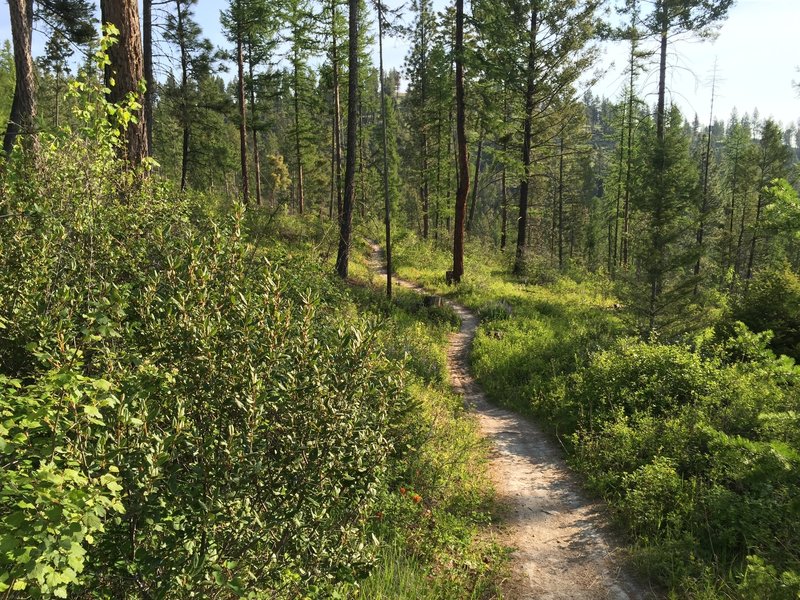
368, 244, 657, 600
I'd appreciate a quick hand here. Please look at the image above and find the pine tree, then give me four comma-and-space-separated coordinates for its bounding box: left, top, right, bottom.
162, 0, 215, 191
636, 106, 699, 332
744, 119, 793, 280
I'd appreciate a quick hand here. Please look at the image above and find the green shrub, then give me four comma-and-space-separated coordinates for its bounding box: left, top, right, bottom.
0, 44, 415, 598
733, 266, 800, 360
568, 332, 800, 596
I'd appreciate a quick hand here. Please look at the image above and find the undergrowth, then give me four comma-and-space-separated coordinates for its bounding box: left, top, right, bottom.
0, 41, 504, 598
390, 233, 800, 599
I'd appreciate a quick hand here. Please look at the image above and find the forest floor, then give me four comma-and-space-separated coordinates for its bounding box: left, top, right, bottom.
367, 243, 658, 600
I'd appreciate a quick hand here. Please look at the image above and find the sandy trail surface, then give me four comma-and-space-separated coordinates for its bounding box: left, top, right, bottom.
368, 244, 657, 599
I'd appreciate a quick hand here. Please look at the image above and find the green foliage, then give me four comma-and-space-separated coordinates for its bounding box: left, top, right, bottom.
392, 233, 800, 597
0, 55, 416, 598
569, 332, 800, 596
733, 266, 800, 360
0, 373, 124, 597
0, 41, 15, 127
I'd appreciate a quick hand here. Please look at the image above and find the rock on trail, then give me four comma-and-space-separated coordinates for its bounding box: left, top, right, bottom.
368, 243, 659, 599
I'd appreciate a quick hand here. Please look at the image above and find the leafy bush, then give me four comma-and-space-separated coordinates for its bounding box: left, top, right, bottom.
569, 332, 800, 596
0, 43, 414, 598
733, 266, 800, 360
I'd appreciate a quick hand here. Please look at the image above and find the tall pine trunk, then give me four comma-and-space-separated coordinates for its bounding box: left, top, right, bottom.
236, 30, 249, 203
648, 3, 669, 331
514, 4, 537, 275
378, 0, 392, 297
419, 1, 429, 239
467, 131, 483, 232
177, 0, 190, 191
248, 39, 263, 205
293, 51, 305, 213
558, 137, 565, 269
4, 0, 36, 155
621, 0, 638, 269
612, 106, 625, 273
330, 0, 343, 220
101, 0, 149, 167
452, 0, 468, 282
143, 0, 154, 154
500, 165, 508, 249
335, 0, 358, 278
694, 73, 716, 294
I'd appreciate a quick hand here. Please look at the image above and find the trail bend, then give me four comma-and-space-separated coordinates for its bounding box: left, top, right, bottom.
367, 243, 657, 600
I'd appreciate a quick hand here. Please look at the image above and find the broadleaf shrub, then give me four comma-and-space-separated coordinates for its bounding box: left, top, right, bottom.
732, 266, 800, 360
0, 40, 414, 598
569, 332, 800, 594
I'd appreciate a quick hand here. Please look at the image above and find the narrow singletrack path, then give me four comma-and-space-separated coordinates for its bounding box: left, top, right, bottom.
368, 244, 656, 600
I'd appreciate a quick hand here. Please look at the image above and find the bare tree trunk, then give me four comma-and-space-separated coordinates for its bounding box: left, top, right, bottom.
422, 136, 429, 238
558, 136, 564, 269
514, 4, 538, 274
500, 165, 508, 250
452, 0, 468, 282
745, 193, 762, 281
622, 81, 634, 268
648, 4, 668, 331
378, 0, 392, 297
335, 0, 358, 278
4, 0, 36, 155
655, 6, 667, 146
358, 101, 367, 218
434, 109, 442, 240
727, 143, 740, 270
293, 52, 305, 214
694, 70, 716, 294
330, 0, 344, 219
143, 0, 154, 154
101, 0, 149, 166
467, 130, 483, 232
612, 106, 625, 273
248, 39, 263, 205
419, 0, 430, 239
236, 30, 249, 203
177, 0, 190, 191
621, 1, 638, 269
329, 118, 336, 216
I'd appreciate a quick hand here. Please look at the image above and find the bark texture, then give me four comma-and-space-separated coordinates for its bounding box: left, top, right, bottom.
452, 0, 468, 282
101, 0, 149, 166
4, 0, 36, 155
335, 0, 359, 279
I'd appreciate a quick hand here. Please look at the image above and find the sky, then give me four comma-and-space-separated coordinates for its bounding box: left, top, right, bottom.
1, 0, 798, 127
